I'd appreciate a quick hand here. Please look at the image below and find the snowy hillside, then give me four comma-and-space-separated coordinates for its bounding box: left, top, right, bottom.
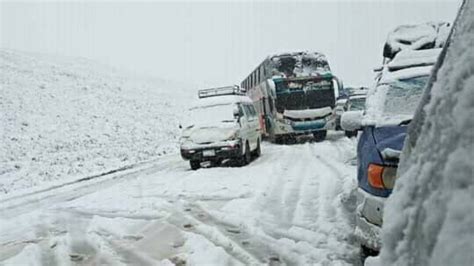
0, 50, 194, 195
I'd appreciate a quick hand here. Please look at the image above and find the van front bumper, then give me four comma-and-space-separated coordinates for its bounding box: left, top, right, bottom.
180, 140, 243, 161
354, 188, 385, 251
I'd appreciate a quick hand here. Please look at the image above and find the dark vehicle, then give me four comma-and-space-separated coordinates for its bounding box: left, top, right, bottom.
241, 51, 343, 142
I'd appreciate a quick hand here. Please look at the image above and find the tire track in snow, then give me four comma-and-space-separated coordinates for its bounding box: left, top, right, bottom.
256, 144, 311, 228
304, 141, 359, 264
181, 201, 304, 265
0, 155, 180, 218
184, 140, 357, 265
164, 204, 260, 265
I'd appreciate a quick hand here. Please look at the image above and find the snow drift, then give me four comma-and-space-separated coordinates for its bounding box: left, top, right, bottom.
0, 49, 193, 195
372, 1, 474, 265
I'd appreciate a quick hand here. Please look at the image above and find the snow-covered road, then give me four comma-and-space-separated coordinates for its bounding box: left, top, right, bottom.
0, 133, 360, 265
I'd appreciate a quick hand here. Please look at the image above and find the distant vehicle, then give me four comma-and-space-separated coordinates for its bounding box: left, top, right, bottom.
341, 22, 449, 255
180, 86, 261, 170
241, 51, 343, 143
343, 93, 367, 138
335, 87, 368, 131
334, 98, 348, 130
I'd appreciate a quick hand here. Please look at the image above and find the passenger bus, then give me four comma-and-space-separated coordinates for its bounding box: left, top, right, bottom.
241, 51, 343, 142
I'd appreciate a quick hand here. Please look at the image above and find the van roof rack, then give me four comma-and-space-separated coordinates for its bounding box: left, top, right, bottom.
198, 85, 244, 98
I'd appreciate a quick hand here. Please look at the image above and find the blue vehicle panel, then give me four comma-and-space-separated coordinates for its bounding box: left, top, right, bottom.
357, 125, 408, 197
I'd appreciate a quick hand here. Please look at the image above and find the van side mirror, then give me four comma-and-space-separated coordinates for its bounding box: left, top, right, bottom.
233, 107, 241, 123
341, 111, 364, 131
332, 76, 344, 99
233, 107, 240, 118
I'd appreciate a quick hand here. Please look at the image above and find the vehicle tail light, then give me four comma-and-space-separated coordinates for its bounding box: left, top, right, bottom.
368, 164, 397, 190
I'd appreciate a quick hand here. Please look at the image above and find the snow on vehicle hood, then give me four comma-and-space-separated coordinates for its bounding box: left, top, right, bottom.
283, 107, 332, 119
182, 125, 238, 144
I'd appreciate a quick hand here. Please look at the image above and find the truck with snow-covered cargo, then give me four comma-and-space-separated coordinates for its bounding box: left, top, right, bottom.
241, 51, 343, 143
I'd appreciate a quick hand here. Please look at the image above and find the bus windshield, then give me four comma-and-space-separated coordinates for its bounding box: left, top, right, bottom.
274, 78, 336, 112
275, 79, 332, 92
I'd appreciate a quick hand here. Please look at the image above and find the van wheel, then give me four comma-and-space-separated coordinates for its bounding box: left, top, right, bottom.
190, 160, 200, 170
211, 159, 222, 167
253, 139, 261, 157
313, 130, 327, 142
360, 245, 379, 263
239, 142, 251, 166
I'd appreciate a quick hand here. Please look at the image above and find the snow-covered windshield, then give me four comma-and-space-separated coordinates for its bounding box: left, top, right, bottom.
185, 103, 237, 128
365, 75, 429, 126
348, 97, 366, 111
383, 76, 429, 117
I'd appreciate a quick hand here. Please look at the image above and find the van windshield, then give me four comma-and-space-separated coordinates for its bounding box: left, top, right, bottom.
349, 97, 366, 111
383, 75, 429, 117
186, 103, 237, 128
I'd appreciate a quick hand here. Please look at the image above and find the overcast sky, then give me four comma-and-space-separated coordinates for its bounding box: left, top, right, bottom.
1, 0, 461, 88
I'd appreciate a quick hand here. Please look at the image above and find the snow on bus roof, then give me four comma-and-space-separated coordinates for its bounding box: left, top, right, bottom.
268, 50, 327, 60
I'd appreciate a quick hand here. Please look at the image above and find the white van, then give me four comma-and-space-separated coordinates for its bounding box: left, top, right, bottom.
180, 86, 262, 170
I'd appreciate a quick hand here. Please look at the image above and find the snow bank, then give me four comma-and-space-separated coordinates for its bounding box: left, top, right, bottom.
0, 49, 193, 194
375, 2, 474, 265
